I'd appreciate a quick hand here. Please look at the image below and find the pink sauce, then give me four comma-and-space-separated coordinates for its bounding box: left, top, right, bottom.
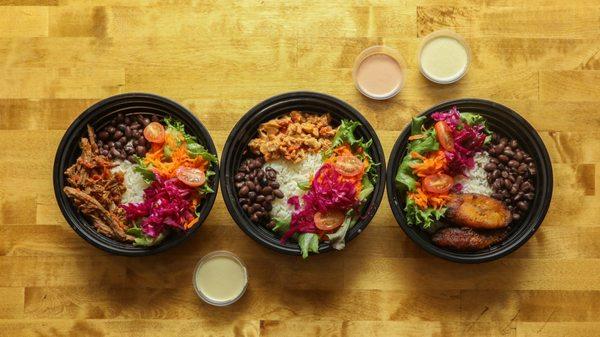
355, 53, 403, 99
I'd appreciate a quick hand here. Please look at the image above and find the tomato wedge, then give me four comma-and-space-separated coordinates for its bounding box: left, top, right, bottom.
176, 167, 206, 187
423, 173, 454, 194
143, 122, 165, 144
314, 210, 345, 231
434, 121, 454, 151
333, 155, 364, 177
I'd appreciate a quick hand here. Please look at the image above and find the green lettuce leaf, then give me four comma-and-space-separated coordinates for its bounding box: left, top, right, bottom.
326, 210, 356, 250
134, 158, 155, 183
298, 233, 320, 259
358, 175, 374, 201
297, 181, 311, 191
404, 197, 446, 230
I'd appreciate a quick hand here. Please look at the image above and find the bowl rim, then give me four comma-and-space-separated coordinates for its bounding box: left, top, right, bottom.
386, 98, 553, 263
53, 92, 220, 256
220, 91, 386, 256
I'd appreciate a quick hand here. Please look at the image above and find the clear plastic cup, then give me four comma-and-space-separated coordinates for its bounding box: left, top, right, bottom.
193, 250, 248, 306
352, 45, 407, 100
418, 29, 471, 84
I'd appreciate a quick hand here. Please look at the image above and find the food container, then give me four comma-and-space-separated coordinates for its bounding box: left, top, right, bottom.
53, 93, 219, 256
220, 91, 386, 255
386, 99, 553, 263
418, 30, 471, 84
193, 250, 248, 306
352, 45, 407, 100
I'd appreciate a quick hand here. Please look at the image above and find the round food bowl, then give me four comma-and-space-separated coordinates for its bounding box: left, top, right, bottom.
221, 91, 386, 256
53, 93, 219, 256
386, 98, 552, 263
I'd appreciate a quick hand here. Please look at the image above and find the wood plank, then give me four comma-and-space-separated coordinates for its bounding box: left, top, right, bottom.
0, 6, 48, 37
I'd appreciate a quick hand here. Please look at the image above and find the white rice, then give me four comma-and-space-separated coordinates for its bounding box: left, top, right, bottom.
264, 153, 323, 220
111, 160, 149, 204
455, 152, 493, 196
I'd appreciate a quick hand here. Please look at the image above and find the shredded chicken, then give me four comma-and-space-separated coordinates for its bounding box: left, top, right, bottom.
63, 125, 133, 242
248, 111, 337, 163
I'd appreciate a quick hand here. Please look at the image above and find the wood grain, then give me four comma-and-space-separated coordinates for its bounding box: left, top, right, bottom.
1, 0, 599, 336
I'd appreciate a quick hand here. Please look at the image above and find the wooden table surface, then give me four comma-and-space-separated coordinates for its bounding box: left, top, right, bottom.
1, 1, 599, 336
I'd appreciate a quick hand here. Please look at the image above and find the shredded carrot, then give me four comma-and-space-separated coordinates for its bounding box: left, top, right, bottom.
324, 144, 366, 192
407, 150, 451, 209
143, 141, 208, 180
408, 134, 426, 141
409, 150, 447, 178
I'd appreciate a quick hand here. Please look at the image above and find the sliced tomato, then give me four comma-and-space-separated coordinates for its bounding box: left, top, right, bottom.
314, 210, 345, 231
423, 173, 454, 194
176, 167, 206, 187
434, 121, 454, 151
333, 155, 364, 177
143, 122, 165, 144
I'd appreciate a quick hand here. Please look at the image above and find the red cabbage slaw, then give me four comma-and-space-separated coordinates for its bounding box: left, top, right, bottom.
431, 106, 488, 176
121, 173, 199, 238
281, 163, 359, 242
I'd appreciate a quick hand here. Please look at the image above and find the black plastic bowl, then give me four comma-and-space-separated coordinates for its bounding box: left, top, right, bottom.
387, 98, 552, 263
53, 93, 219, 256
221, 91, 386, 255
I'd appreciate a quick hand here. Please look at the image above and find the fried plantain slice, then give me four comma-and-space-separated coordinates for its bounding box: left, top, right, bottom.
446, 193, 511, 229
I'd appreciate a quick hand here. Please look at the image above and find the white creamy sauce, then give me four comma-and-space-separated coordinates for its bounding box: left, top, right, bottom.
420, 36, 468, 83
195, 256, 247, 303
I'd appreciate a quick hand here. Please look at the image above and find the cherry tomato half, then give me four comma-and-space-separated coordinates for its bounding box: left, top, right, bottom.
423, 173, 454, 194
314, 210, 345, 231
333, 155, 364, 177
143, 122, 165, 144
434, 121, 454, 152
176, 167, 206, 187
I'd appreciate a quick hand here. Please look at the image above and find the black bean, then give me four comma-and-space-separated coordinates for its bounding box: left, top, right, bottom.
266, 221, 276, 229
260, 178, 269, 186
248, 191, 256, 201
137, 138, 146, 147
524, 156, 533, 164
250, 214, 259, 223
118, 152, 126, 160
270, 181, 280, 189
256, 195, 265, 203
263, 203, 272, 212
151, 115, 160, 122
491, 193, 503, 200
525, 192, 535, 200
242, 204, 250, 213
131, 122, 141, 130
136, 146, 146, 157
98, 131, 110, 140
106, 126, 116, 134
251, 204, 262, 212
117, 123, 126, 132
501, 171, 509, 178
510, 186, 519, 195
124, 126, 133, 137
498, 154, 509, 162
484, 163, 497, 172
248, 172, 256, 180
508, 160, 519, 168
266, 171, 277, 180
246, 181, 255, 190
265, 195, 275, 202
110, 148, 120, 157
256, 170, 264, 179
124, 116, 131, 124
508, 175, 516, 183
490, 157, 499, 164
512, 213, 521, 220
254, 184, 261, 193
113, 130, 124, 140
509, 139, 518, 148
127, 155, 136, 162
239, 198, 249, 205
493, 179, 503, 189
492, 170, 501, 178
116, 113, 125, 122
118, 136, 127, 144
235, 182, 244, 189
273, 190, 284, 198
521, 181, 532, 192
107, 141, 115, 147
503, 148, 515, 157
235, 172, 245, 182
262, 186, 273, 195
238, 186, 249, 197
517, 201, 529, 211
102, 144, 109, 150
142, 118, 150, 127
504, 179, 512, 189
255, 211, 264, 219
114, 141, 122, 149
514, 152, 524, 161
529, 166, 537, 176
499, 137, 508, 146
101, 149, 109, 156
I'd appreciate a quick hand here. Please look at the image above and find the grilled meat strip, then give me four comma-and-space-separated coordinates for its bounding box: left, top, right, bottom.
64, 187, 133, 242
432, 227, 507, 252
446, 193, 511, 229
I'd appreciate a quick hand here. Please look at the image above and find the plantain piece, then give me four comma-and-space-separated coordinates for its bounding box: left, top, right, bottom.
432, 227, 507, 251
446, 193, 511, 229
